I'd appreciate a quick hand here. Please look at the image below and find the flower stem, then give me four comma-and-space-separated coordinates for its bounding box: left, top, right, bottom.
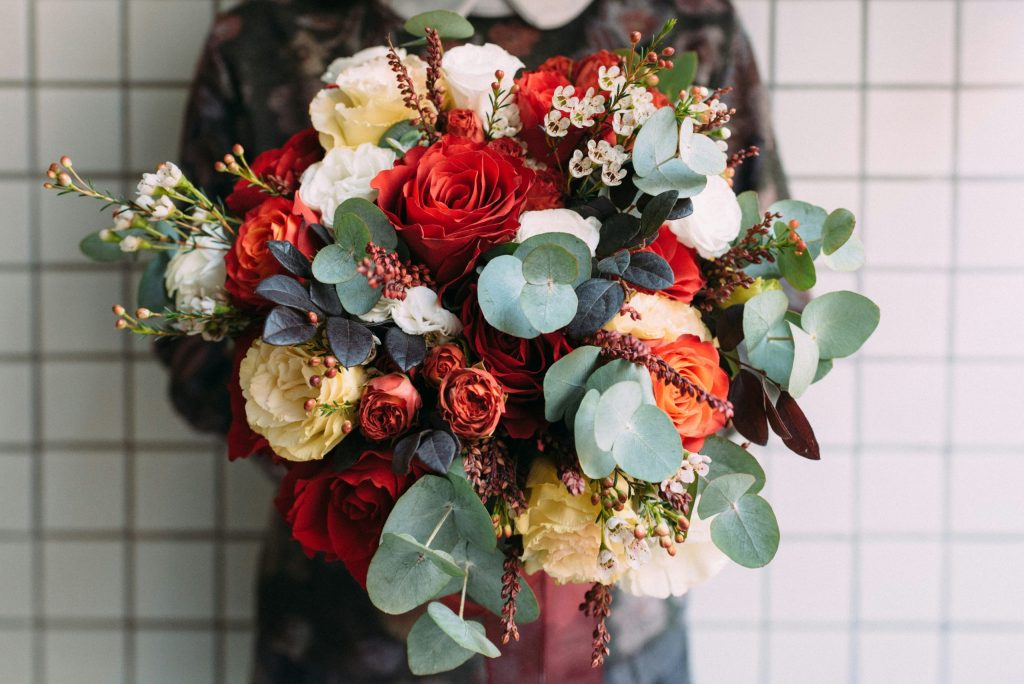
424, 505, 452, 548
458, 563, 470, 619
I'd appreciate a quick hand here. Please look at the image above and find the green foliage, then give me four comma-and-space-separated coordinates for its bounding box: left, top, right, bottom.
656, 51, 698, 102
699, 437, 766, 494
708, 493, 780, 568
514, 233, 591, 288
137, 252, 171, 312
379, 120, 425, 156
698, 473, 755, 518
800, 291, 880, 359
821, 234, 865, 272
404, 10, 475, 40
822, 208, 856, 255
543, 346, 603, 422
407, 612, 478, 675
776, 243, 816, 291
746, 318, 795, 387
787, 322, 819, 399
366, 532, 460, 614
80, 231, 125, 262
336, 198, 398, 250
632, 106, 677, 178
736, 191, 761, 235
427, 602, 501, 657
742, 290, 788, 348
574, 389, 616, 479
445, 541, 540, 624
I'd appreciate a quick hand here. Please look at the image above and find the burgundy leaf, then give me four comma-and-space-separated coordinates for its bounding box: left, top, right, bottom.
729, 369, 769, 446
716, 304, 744, 352
774, 392, 820, 460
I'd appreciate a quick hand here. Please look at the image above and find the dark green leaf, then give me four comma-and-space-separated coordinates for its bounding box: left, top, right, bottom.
268, 240, 313, 278
595, 213, 641, 257
777, 244, 817, 291
638, 190, 679, 241
255, 275, 317, 312
596, 250, 630, 276
666, 197, 694, 221
325, 317, 374, 367
309, 279, 343, 316
80, 231, 125, 262
384, 326, 426, 371
263, 306, 317, 346
621, 251, 674, 290
565, 278, 624, 339
656, 50, 698, 102
822, 208, 856, 255
413, 430, 458, 475
137, 251, 171, 312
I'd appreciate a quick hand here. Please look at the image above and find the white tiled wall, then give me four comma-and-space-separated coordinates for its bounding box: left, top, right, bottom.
1, 1, 1021, 683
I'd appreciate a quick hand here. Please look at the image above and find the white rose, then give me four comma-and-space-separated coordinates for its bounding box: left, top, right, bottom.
390, 287, 462, 338
441, 43, 524, 128
617, 511, 729, 599
514, 208, 601, 256
298, 143, 397, 227
666, 175, 742, 259
321, 46, 396, 83
164, 231, 228, 308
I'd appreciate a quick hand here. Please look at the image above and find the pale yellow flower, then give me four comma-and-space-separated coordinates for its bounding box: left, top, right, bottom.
603, 292, 711, 343
239, 340, 366, 462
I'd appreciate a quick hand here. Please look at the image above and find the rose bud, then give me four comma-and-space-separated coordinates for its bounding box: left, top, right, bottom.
358, 374, 422, 442
445, 108, 485, 143
421, 343, 467, 388
438, 367, 506, 440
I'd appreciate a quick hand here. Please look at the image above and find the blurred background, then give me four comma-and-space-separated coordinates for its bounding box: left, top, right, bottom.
1, 0, 1022, 682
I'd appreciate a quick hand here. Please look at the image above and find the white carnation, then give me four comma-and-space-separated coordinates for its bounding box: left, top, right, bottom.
442, 43, 524, 131
515, 209, 601, 257
164, 230, 228, 309
298, 143, 396, 227
390, 287, 462, 338
665, 175, 742, 259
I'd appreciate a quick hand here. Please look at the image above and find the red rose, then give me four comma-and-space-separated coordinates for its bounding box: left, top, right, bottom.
275, 449, 416, 586
642, 226, 705, 303
537, 55, 573, 78
439, 367, 506, 440
515, 68, 579, 165
573, 50, 622, 94
371, 135, 534, 287
226, 129, 322, 213
422, 343, 467, 388
225, 197, 317, 309
358, 374, 422, 441
461, 291, 573, 438
227, 327, 269, 460
524, 167, 565, 211
446, 108, 485, 143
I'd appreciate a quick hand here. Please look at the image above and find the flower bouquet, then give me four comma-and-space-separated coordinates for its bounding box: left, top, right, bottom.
45, 10, 878, 674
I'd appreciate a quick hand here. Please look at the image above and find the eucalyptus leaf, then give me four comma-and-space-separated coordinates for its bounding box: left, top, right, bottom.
476, 255, 539, 339
404, 10, 475, 39
80, 231, 125, 262
700, 436, 766, 494
514, 233, 591, 287
335, 273, 383, 315
383, 532, 465, 577
574, 389, 616, 479
820, 234, 865, 272
312, 243, 358, 284
366, 533, 457, 614
445, 541, 540, 624
427, 602, 501, 658
383, 476, 459, 551
742, 290, 788, 348
611, 404, 684, 482
746, 319, 795, 387
407, 612, 476, 675
593, 381, 644, 450
521, 244, 579, 285
584, 359, 655, 402
788, 322, 820, 399
632, 107, 678, 177
543, 346, 602, 422
137, 251, 171, 312
800, 291, 880, 359
709, 494, 780, 568
519, 281, 577, 333
768, 199, 827, 259
822, 208, 856, 255
697, 473, 756, 518
633, 159, 708, 198
336, 197, 398, 250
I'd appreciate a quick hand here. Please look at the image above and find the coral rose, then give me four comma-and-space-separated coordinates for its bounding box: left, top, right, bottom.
445, 108, 485, 143
642, 225, 705, 303
371, 135, 534, 287
438, 367, 506, 440
573, 50, 622, 94
224, 197, 317, 309
225, 129, 322, 214
358, 373, 422, 441
421, 343, 467, 388
275, 449, 417, 587
647, 335, 730, 452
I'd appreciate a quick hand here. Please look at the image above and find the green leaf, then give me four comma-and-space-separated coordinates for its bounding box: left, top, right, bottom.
638, 190, 679, 240
519, 281, 577, 333
593, 381, 644, 450
514, 233, 591, 287
80, 231, 125, 262
632, 106, 678, 177
634, 159, 707, 198
769, 199, 827, 259
656, 50, 698, 102
697, 473, 756, 518
404, 10, 475, 39
574, 389, 616, 479
447, 472, 499, 551
383, 476, 460, 551
787, 322, 819, 399
746, 319, 795, 387
427, 602, 501, 657
382, 532, 465, 577
777, 244, 817, 291
312, 244, 358, 284
335, 274, 383, 315
821, 208, 856, 256
366, 533, 458, 614
446, 541, 540, 624
584, 359, 655, 402
679, 129, 726, 176
521, 244, 579, 285
379, 120, 424, 156
334, 213, 372, 259
742, 290, 788, 348
612, 404, 684, 482
736, 191, 761, 236
407, 612, 476, 675
821, 234, 865, 272
800, 291, 880, 359
813, 358, 834, 383
709, 494, 780, 568
335, 197, 397, 250
477, 255, 539, 339
543, 346, 602, 422
138, 251, 171, 312
699, 436, 766, 494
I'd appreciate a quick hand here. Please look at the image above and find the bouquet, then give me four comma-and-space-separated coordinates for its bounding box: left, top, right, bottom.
45, 11, 879, 674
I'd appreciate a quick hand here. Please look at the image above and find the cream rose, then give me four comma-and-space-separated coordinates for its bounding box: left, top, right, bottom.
239, 340, 366, 462
666, 175, 742, 259
298, 143, 397, 227
321, 46, 395, 83
311, 51, 427, 149
604, 292, 712, 342
164, 231, 227, 308
442, 43, 523, 127
514, 208, 601, 256
618, 511, 728, 598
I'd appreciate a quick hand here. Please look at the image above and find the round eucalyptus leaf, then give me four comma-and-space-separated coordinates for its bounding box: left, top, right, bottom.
336, 197, 397, 250
611, 404, 684, 482
445, 541, 540, 625
477, 255, 539, 339
768, 199, 827, 259
742, 290, 789, 348
574, 389, 616, 479
632, 107, 678, 177
514, 233, 592, 287
382, 532, 465, 577
383, 476, 460, 551
366, 533, 458, 614
312, 244, 358, 284
746, 319, 795, 387
335, 274, 383, 315
699, 436, 766, 495
820, 234, 865, 272
407, 611, 476, 676
447, 473, 498, 551
777, 244, 817, 292
593, 381, 644, 450
427, 602, 501, 658
697, 473, 756, 518
519, 281, 577, 333
787, 321, 819, 399
521, 244, 579, 285
800, 290, 880, 359
821, 207, 856, 255
80, 231, 126, 262
404, 10, 475, 39
543, 346, 602, 423
709, 493, 780, 568
584, 359, 655, 403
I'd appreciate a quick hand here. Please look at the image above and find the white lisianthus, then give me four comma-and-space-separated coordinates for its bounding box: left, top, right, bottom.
357, 296, 397, 324
321, 46, 395, 83
666, 175, 742, 259
311, 50, 427, 149
441, 43, 524, 130
298, 143, 397, 227
390, 287, 462, 338
618, 511, 729, 599
164, 230, 228, 310
515, 209, 601, 257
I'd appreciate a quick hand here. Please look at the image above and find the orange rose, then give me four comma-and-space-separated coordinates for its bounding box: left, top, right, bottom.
359, 374, 422, 441
421, 343, 466, 388
445, 108, 485, 142
648, 335, 730, 452
439, 367, 506, 440
225, 197, 316, 309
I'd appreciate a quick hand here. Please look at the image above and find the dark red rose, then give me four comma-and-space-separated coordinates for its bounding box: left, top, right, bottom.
225, 197, 317, 309
524, 167, 565, 211
274, 449, 416, 587
358, 374, 422, 441
445, 108, 485, 143
461, 291, 573, 438
573, 50, 622, 94
371, 135, 534, 287
642, 226, 706, 303
227, 327, 268, 461
226, 129, 322, 213
439, 367, 506, 440
422, 343, 467, 388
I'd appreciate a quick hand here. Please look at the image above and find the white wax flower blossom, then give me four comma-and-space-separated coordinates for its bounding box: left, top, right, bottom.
321, 46, 396, 83
156, 162, 183, 190
390, 286, 462, 338
605, 516, 632, 546
597, 65, 626, 96
515, 209, 601, 257
164, 229, 228, 310
298, 143, 397, 227
148, 196, 176, 221
568, 150, 594, 178
624, 537, 652, 569
601, 164, 627, 187
113, 207, 134, 230
488, 104, 522, 139
688, 452, 712, 478
119, 235, 142, 253
618, 511, 729, 599
551, 85, 576, 112
441, 43, 524, 131
136, 173, 159, 197
666, 175, 742, 259
543, 110, 570, 137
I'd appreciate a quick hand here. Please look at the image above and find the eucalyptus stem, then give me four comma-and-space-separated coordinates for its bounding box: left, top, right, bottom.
424, 506, 452, 548
458, 563, 470, 619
